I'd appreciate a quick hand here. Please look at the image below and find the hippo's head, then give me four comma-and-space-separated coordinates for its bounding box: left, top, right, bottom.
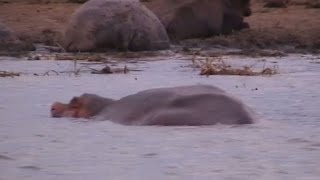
230, 0, 252, 17
221, 0, 251, 33
51, 93, 115, 118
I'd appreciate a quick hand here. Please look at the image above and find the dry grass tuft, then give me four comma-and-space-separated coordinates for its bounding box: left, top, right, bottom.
54, 53, 105, 61
192, 56, 279, 76
0, 71, 20, 77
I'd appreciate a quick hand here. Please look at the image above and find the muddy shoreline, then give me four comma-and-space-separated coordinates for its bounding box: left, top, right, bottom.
0, 0, 319, 56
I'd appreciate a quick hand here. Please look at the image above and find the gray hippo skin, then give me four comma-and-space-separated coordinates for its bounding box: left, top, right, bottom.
51, 85, 255, 126
0, 22, 34, 52
63, 0, 170, 52
142, 0, 252, 40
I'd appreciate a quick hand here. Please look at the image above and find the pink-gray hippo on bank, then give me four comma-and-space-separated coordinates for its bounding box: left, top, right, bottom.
50, 85, 255, 126
62, 0, 170, 52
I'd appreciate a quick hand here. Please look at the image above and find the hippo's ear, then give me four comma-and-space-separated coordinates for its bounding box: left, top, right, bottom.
69, 97, 82, 108
70, 97, 79, 103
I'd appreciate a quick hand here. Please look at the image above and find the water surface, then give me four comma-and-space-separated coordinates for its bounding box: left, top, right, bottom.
0, 54, 320, 180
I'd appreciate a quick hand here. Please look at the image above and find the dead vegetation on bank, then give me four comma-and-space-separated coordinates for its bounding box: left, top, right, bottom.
0, 57, 131, 77
0, 71, 20, 77
38, 62, 131, 76
27, 49, 173, 61
191, 56, 279, 76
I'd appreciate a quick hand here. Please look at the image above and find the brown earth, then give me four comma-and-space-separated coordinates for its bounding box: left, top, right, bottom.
0, 0, 319, 54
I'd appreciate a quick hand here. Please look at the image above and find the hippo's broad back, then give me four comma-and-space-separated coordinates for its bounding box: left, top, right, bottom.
96, 85, 255, 126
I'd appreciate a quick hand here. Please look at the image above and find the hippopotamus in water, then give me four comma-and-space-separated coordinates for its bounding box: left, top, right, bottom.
51, 85, 255, 126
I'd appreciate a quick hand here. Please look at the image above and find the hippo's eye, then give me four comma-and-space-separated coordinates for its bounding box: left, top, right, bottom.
51, 107, 55, 111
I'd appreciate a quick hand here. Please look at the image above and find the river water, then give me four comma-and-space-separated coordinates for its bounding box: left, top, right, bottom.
0, 54, 319, 180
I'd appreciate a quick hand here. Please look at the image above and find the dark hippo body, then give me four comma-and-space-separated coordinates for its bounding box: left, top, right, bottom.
51, 85, 255, 126
0, 22, 34, 52
63, 0, 170, 52
142, 0, 252, 40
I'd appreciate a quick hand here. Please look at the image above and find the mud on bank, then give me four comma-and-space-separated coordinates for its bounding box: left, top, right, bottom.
0, 0, 319, 55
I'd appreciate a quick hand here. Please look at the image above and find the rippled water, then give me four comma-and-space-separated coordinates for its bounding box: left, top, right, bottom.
0, 54, 320, 180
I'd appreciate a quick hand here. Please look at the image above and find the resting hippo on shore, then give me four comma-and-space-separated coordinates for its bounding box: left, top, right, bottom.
142, 0, 252, 40
62, 0, 170, 52
0, 22, 34, 52
0, 23, 12, 41
51, 85, 255, 126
